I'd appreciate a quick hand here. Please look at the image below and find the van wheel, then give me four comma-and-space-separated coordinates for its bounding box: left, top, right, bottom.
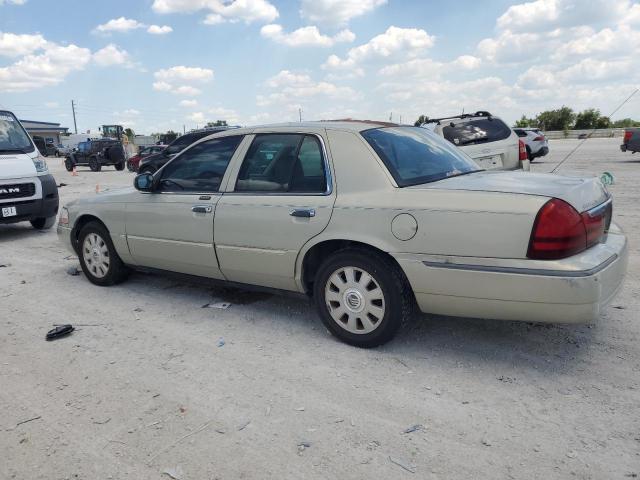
526, 146, 533, 161
78, 222, 129, 286
115, 161, 125, 171
313, 249, 413, 348
64, 158, 74, 172
89, 156, 101, 172
30, 216, 56, 230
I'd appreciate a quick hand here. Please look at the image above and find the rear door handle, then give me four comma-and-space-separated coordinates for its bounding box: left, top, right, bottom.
192, 205, 212, 214
289, 208, 316, 218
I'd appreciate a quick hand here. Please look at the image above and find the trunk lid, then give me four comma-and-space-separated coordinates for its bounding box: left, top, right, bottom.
416, 170, 609, 212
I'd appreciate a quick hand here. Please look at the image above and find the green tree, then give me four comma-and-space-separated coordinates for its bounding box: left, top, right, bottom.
206, 120, 228, 127
574, 109, 602, 129
612, 118, 640, 128
514, 115, 536, 128
536, 106, 576, 131
414, 115, 429, 126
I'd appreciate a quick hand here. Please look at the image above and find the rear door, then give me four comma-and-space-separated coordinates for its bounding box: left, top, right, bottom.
214, 130, 335, 291
443, 118, 519, 170
125, 135, 243, 278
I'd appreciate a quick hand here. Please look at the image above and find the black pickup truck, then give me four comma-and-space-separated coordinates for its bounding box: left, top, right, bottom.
65, 139, 126, 172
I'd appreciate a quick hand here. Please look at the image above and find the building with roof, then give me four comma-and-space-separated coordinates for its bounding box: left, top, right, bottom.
19, 119, 69, 145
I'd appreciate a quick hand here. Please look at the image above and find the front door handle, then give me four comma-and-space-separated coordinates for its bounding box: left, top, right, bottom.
192, 205, 212, 214
289, 208, 316, 218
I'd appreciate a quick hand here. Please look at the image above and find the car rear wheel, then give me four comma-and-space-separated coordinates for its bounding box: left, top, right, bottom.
64, 158, 74, 172
30, 216, 56, 230
115, 161, 125, 171
89, 156, 101, 172
78, 222, 130, 286
126, 160, 136, 172
313, 249, 413, 348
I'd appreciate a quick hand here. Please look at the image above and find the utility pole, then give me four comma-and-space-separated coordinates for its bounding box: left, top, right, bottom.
298, 108, 302, 122
71, 100, 78, 134
183, 124, 185, 134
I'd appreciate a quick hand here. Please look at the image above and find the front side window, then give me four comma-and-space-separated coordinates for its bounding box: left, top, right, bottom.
159, 136, 242, 192
0, 111, 35, 153
361, 127, 482, 187
235, 134, 327, 193
442, 118, 512, 146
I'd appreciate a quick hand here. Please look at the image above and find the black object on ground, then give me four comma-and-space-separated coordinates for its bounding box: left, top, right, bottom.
46, 324, 74, 341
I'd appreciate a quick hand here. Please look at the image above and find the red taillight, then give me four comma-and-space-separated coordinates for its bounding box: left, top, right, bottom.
518, 139, 527, 161
623, 130, 633, 143
533, 135, 545, 141
528, 199, 611, 260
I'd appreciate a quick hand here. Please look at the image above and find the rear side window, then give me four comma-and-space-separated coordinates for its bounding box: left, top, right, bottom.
236, 134, 327, 193
514, 129, 527, 138
442, 118, 512, 146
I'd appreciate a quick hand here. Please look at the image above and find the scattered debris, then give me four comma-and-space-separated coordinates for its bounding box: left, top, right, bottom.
0, 263, 9, 268
16, 415, 41, 427
133, 307, 144, 312
146, 421, 161, 427
214, 427, 226, 434
162, 466, 184, 480
217, 337, 225, 347
497, 375, 516, 383
57, 183, 68, 187
148, 419, 221, 465
402, 424, 425, 434
612, 305, 626, 310
297, 441, 311, 453
237, 420, 251, 431
93, 418, 111, 425
46, 324, 74, 341
600, 171, 614, 185
295, 407, 305, 412
389, 456, 416, 474
178, 407, 186, 414
481, 438, 492, 447
66, 266, 81, 276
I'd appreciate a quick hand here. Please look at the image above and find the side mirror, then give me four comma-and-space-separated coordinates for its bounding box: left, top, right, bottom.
134, 173, 154, 192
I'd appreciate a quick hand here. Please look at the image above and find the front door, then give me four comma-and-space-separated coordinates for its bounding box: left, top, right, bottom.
126, 135, 244, 278
215, 132, 335, 291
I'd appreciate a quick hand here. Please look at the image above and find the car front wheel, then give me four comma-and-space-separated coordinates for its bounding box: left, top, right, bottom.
313, 249, 413, 348
115, 161, 125, 171
88, 156, 101, 172
78, 222, 129, 286
30, 216, 56, 230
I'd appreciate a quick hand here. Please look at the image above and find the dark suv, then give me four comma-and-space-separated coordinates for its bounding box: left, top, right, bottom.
138, 127, 231, 174
65, 139, 126, 172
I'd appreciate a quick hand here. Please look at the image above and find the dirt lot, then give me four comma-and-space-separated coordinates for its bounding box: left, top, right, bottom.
1, 138, 638, 480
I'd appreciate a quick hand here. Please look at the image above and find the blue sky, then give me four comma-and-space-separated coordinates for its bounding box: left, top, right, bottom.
1, 0, 639, 135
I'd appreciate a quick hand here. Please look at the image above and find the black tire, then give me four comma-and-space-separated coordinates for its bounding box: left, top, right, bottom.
55, 151, 60, 158
139, 165, 156, 175
115, 161, 125, 171
77, 221, 130, 286
64, 158, 74, 172
526, 146, 533, 161
312, 248, 414, 348
30, 216, 56, 230
126, 160, 135, 172
89, 156, 101, 172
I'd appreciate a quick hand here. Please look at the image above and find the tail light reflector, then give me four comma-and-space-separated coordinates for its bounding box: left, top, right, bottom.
518, 139, 527, 161
528, 198, 611, 260
623, 130, 632, 143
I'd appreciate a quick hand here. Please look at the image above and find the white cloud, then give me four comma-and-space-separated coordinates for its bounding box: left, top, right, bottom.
260, 24, 354, 47
179, 99, 198, 107
300, 0, 386, 26
44, 101, 59, 108
0, 0, 27, 4
323, 26, 434, 71
0, 32, 47, 57
188, 111, 206, 123
0, 43, 91, 92
95, 17, 145, 33
93, 44, 132, 67
147, 24, 173, 34
552, 25, 640, 60
153, 67, 212, 96
152, 0, 278, 24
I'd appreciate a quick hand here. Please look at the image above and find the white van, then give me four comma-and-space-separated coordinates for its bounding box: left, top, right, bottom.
427, 111, 527, 171
0, 110, 59, 229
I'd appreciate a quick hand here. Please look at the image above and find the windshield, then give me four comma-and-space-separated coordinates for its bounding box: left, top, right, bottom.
0, 111, 35, 153
442, 118, 512, 146
361, 126, 482, 187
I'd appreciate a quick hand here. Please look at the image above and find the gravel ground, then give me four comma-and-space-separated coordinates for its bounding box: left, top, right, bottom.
1, 137, 638, 480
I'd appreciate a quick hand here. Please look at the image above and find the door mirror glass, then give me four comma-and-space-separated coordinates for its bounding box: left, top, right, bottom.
134, 173, 154, 192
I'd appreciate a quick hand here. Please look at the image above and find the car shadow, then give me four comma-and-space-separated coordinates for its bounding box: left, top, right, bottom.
0, 223, 51, 241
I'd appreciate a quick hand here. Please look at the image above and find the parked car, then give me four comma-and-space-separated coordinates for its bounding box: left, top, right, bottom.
54, 143, 71, 157
0, 110, 59, 230
513, 128, 549, 161
138, 127, 231, 174
64, 138, 126, 172
58, 121, 627, 348
427, 111, 525, 170
127, 145, 166, 172
621, 128, 639, 153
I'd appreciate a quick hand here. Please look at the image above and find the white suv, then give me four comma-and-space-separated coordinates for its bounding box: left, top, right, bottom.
426, 111, 524, 170
513, 128, 549, 161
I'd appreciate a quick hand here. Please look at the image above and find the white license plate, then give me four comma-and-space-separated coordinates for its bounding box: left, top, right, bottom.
476, 155, 503, 169
1, 206, 17, 217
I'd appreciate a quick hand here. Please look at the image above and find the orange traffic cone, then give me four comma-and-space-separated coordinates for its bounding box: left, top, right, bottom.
72, 166, 78, 176
95, 183, 100, 193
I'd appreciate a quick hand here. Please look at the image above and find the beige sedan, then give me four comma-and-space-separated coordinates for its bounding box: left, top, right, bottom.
57, 122, 628, 347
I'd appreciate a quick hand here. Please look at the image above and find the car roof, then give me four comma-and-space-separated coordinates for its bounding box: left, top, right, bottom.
204, 120, 401, 137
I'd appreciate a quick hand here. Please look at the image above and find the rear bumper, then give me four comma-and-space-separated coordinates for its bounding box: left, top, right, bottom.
0, 174, 59, 224
393, 228, 628, 324
533, 146, 549, 157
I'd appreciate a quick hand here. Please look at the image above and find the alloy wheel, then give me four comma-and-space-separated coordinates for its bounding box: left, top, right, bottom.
82, 233, 111, 279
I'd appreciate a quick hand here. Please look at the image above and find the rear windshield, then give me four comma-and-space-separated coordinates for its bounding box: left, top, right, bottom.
0, 111, 35, 153
442, 118, 512, 146
361, 127, 482, 187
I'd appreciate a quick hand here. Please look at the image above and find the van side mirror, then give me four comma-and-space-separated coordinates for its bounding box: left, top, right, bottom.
134, 173, 154, 192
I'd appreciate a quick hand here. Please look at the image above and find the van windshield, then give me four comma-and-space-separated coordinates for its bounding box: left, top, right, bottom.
361, 126, 482, 187
0, 111, 35, 153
